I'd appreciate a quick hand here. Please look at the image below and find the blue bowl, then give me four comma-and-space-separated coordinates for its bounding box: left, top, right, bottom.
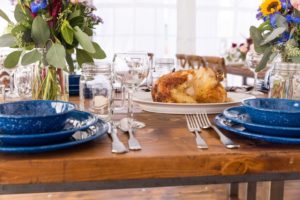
0, 100, 76, 134
243, 98, 300, 127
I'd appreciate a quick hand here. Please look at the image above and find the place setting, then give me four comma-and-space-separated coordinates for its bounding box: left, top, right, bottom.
215, 98, 300, 144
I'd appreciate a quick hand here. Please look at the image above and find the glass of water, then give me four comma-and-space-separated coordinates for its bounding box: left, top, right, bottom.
113, 52, 150, 129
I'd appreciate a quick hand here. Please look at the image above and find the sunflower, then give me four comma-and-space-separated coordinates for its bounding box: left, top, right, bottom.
260, 0, 282, 16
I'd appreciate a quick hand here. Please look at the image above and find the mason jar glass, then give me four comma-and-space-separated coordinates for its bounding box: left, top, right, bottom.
80, 62, 113, 121
269, 62, 300, 100
152, 58, 175, 86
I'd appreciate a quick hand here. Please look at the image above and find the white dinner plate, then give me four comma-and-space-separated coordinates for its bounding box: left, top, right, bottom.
133, 92, 255, 114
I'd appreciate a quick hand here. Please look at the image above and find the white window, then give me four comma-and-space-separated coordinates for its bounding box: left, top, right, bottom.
196, 0, 261, 56
93, 0, 177, 59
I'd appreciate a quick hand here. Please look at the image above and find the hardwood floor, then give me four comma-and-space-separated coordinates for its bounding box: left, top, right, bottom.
0, 181, 299, 200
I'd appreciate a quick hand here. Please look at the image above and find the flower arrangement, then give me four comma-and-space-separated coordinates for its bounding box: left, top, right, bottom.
225, 38, 253, 63
0, 0, 106, 100
249, 0, 300, 72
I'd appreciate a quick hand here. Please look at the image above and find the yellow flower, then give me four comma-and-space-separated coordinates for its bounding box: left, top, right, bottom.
260, 0, 282, 16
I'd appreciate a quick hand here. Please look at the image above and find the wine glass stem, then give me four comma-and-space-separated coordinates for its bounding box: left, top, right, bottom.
253, 72, 258, 92
127, 89, 134, 130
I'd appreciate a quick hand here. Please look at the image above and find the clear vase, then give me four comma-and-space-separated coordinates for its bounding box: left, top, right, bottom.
32, 64, 69, 101
269, 62, 300, 100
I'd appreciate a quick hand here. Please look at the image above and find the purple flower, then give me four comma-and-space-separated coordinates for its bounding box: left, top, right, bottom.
280, 0, 292, 10
30, 0, 48, 14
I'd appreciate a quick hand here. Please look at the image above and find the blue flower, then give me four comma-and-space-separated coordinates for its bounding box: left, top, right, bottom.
280, 0, 292, 10
286, 14, 300, 24
30, 0, 48, 14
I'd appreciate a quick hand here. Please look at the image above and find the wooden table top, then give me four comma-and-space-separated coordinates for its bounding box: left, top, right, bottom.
0, 98, 300, 186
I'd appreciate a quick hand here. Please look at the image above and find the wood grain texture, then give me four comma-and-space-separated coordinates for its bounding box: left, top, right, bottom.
0, 98, 300, 186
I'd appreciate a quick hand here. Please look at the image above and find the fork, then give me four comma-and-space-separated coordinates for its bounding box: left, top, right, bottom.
107, 123, 128, 154
197, 113, 240, 149
185, 114, 208, 149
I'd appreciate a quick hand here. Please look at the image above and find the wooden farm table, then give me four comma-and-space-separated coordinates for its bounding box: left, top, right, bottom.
0, 98, 299, 200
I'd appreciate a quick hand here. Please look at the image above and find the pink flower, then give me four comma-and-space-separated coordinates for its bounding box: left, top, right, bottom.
291, 0, 300, 11
239, 44, 248, 54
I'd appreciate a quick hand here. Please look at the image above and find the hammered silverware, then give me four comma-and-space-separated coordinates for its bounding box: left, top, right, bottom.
116, 119, 142, 151
185, 114, 208, 149
107, 123, 128, 154
198, 113, 240, 149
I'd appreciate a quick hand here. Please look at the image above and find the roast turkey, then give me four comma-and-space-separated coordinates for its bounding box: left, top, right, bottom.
151, 67, 228, 103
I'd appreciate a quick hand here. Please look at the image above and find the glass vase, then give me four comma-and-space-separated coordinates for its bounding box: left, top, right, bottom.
32, 64, 69, 101
269, 62, 300, 100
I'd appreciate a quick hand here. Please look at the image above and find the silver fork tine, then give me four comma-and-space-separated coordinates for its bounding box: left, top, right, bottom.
185, 114, 208, 149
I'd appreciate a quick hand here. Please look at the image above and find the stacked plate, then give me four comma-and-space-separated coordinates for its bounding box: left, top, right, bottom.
215, 98, 300, 144
0, 100, 108, 153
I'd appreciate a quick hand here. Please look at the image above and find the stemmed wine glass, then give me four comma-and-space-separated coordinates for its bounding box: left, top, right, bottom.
113, 52, 150, 130
245, 51, 264, 95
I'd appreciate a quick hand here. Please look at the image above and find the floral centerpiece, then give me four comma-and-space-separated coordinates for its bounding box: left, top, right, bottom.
225, 38, 253, 63
250, 0, 300, 99
0, 0, 106, 100
250, 0, 300, 71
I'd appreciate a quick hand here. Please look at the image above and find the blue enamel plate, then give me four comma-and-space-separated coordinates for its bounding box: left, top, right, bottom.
223, 106, 300, 137
215, 114, 300, 144
0, 110, 98, 146
0, 119, 108, 153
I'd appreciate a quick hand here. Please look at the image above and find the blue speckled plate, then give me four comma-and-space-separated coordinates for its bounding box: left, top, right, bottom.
0, 110, 98, 146
0, 119, 108, 153
223, 106, 300, 137
215, 114, 300, 144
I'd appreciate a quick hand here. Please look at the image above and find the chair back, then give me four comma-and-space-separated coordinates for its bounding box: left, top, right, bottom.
176, 54, 188, 68
186, 55, 206, 69
202, 56, 227, 81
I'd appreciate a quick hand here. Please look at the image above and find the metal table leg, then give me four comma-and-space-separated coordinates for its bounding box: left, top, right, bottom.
270, 181, 284, 200
247, 182, 257, 200
229, 183, 239, 198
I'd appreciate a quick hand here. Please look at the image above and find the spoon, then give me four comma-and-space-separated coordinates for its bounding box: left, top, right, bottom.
117, 118, 143, 150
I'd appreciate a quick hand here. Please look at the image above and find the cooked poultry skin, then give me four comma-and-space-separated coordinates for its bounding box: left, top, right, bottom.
152, 68, 227, 103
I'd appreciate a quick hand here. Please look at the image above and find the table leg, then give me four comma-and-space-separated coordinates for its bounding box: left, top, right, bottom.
269, 181, 284, 200
229, 183, 239, 198
243, 77, 248, 85
246, 182, 257, 200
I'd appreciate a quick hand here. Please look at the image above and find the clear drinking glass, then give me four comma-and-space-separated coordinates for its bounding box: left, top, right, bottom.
80, 62, 113, 122
152, 58, 175, 86
113, 52, 150, 130
245, 51, 264, 95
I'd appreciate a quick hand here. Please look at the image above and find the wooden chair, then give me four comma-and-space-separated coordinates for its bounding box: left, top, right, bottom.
186, 55, 206, 69
202, 56, 227, 82
176, 54, 188, 68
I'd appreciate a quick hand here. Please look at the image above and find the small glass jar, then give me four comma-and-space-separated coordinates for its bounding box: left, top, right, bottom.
80, 62, 113, 121
269, 62, 300, 100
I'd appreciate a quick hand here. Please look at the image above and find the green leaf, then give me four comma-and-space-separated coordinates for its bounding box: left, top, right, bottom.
74, 26, 95, 53
4, 51, 22, 69
21, 49, 42, 66
76, 48, 93, 67
90, 42, 106, 59
0, 34, 17, 47
69, 9, 81, 20
0, 9, 13, 24
250, 26, 268, 54
66, 53, 75, 72
14, 4, 28, 22
256, 47, 273, 72
275, 14, 288, 29
61, 20, 74, 45
261, 27, 286, 45
31, 16, 50, 45
46, 43, 66, 68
